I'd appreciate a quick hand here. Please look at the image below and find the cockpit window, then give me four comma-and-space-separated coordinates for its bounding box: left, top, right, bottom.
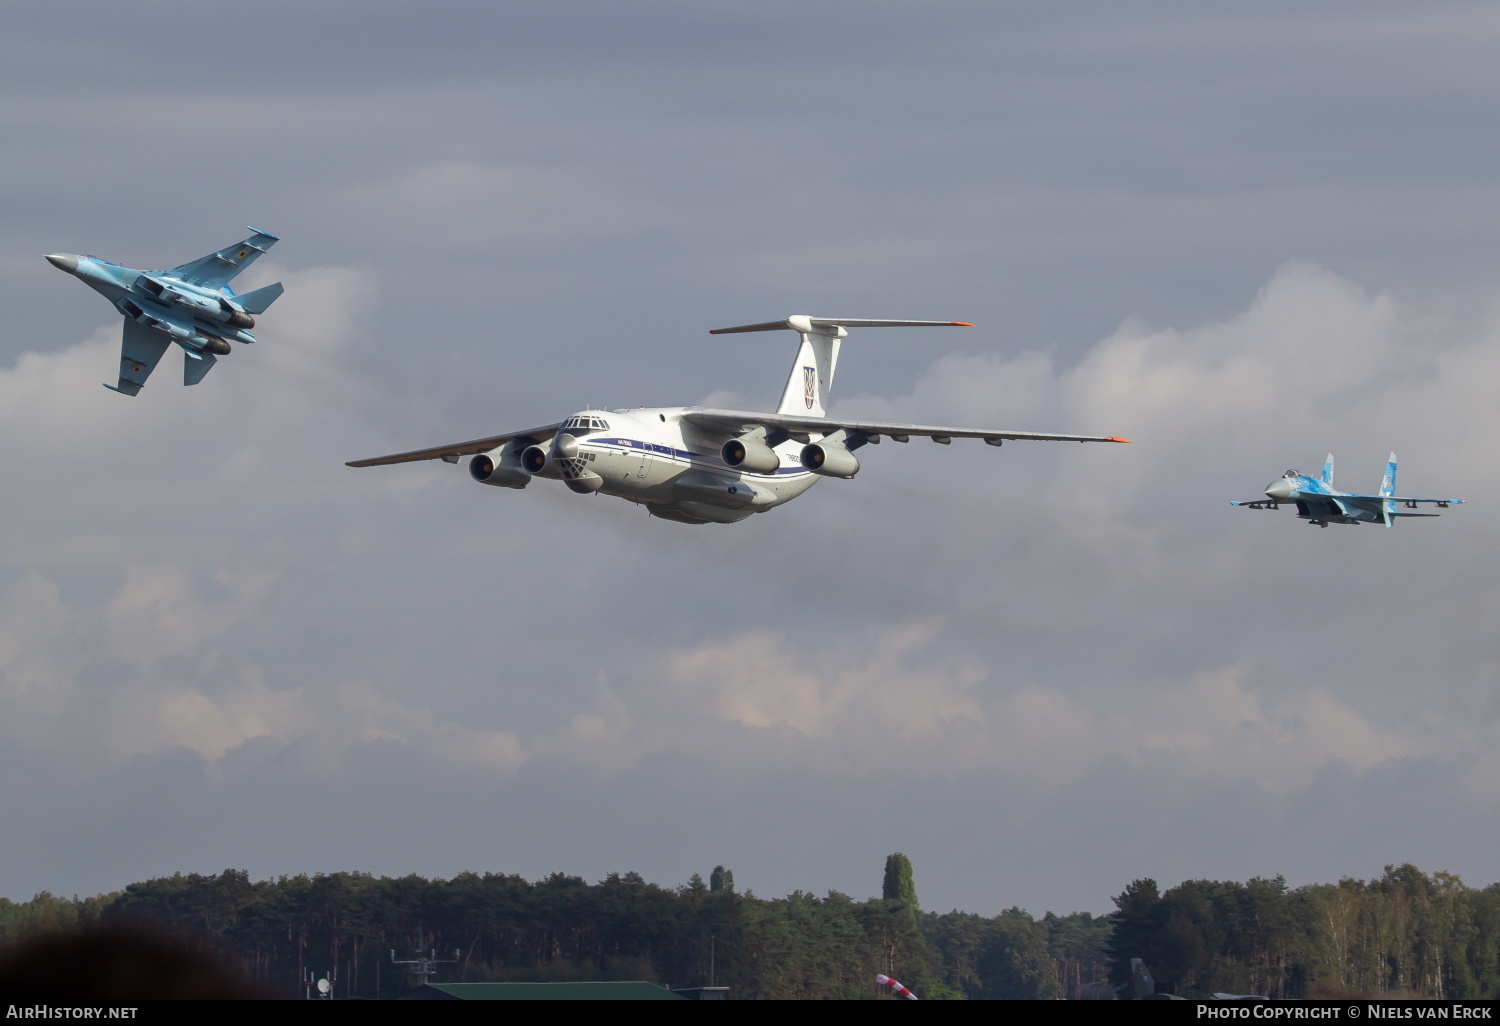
563, 416, 609, 437
1284, 470, 1299, 478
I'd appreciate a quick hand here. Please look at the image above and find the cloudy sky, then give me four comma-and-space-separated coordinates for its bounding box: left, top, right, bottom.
4, 0, 1500, 916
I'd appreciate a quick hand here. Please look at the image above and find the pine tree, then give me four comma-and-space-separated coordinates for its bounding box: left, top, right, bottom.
710, 866, 735, 894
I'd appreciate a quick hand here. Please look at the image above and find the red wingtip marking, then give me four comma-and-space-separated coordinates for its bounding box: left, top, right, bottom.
951, 321, 974, 326
1108, 437, 1132, 443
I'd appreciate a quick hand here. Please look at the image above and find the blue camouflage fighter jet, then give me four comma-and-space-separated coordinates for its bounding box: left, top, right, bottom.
1232, 453, 1462, 527
45, 229, 284, 395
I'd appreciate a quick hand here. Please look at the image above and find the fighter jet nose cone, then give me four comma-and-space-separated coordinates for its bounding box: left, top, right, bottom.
1265, 479, 1295, 501
45, 253, 80, 273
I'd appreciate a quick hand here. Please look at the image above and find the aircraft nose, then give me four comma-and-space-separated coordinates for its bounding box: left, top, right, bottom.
45, 253, 80, 274
1265, 479, 1295, 501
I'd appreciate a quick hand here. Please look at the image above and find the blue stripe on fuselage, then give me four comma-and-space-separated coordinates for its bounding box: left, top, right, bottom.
589, 438, 809, 478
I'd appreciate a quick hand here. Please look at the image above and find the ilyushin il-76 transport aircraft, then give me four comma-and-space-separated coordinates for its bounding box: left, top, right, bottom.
348, 316, 1130, 525
1232, 453, 1462, 527
45, 229, 285, 395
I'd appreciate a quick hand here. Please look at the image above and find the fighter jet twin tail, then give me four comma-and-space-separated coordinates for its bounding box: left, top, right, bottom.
48, 231, 1462, 527
47, 229, 283, 395
1232, 454, 1462, 528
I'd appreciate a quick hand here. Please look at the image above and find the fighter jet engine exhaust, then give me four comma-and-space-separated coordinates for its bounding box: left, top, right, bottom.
801, 440, 859, 478
200, 338, 232, 356
218, 299, 254, 329
722, 434, 781, 473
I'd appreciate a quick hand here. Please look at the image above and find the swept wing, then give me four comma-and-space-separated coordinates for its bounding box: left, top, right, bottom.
106, 320, 173, 396
679, 407, 1129, 445
168, 228, 280, 289
1337, 493, 1462, 507
346, 423, 565, 467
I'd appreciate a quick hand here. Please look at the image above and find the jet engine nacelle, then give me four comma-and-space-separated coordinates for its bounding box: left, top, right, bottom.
722, 434, 781, 474
801, 440, 859, 478
137, 277, 255, 328
520, 444, 561, 479
199, 337, 232, 356
470, 447, 531, 489
217, 301, 255, 329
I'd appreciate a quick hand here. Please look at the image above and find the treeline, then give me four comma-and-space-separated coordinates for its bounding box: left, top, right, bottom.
4, 862, 1492, 998
1110, 865, 1500, 998
0, 856, 1103, 999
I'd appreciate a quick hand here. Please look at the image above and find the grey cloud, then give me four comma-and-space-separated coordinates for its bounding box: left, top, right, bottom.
3, 2, 1500, 918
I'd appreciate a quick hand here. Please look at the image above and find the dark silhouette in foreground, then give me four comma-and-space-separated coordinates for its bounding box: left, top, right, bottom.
0, 926, 261, 1000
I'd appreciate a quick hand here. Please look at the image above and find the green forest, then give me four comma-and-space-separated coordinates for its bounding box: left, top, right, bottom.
0, 859, 1496, 999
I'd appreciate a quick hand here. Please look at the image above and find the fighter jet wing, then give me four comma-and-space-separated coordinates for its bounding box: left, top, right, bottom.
679, 407, 1129, 445
1337, 493, 1463, 506
1230, 500, 1283, 509
105, 320, 172, 396
168, 228, 279, 289
346, 423, 565, 467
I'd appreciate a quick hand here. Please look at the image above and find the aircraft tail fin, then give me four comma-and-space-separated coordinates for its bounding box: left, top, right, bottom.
233, 281, 284, 314
1379, 453, 1398, 527
777, 326, 840, 417
183, 349, 217, 386
1380, 453, 1398, 498
708, 316, 971, 418
1321, 454, 1335, 486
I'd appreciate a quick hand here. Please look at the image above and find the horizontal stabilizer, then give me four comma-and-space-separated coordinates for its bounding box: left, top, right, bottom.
233, 281, 284, 314
711, 316, 971, 335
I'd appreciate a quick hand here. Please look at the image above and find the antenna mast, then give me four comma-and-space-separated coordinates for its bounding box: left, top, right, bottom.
391, 947, 461, 988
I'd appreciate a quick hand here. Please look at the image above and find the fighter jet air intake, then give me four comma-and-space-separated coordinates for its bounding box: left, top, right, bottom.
45, 229, 284, 395
1232, 453, 1463, 527
347, 317, 1131, 525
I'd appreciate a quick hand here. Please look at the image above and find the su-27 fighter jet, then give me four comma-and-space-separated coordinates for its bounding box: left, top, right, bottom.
45, 229, 284, 395
347, 316, 1130, 525
1232, 453, 1462, 527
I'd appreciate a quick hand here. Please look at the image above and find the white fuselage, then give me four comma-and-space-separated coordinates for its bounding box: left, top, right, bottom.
538, 407, 821, 524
